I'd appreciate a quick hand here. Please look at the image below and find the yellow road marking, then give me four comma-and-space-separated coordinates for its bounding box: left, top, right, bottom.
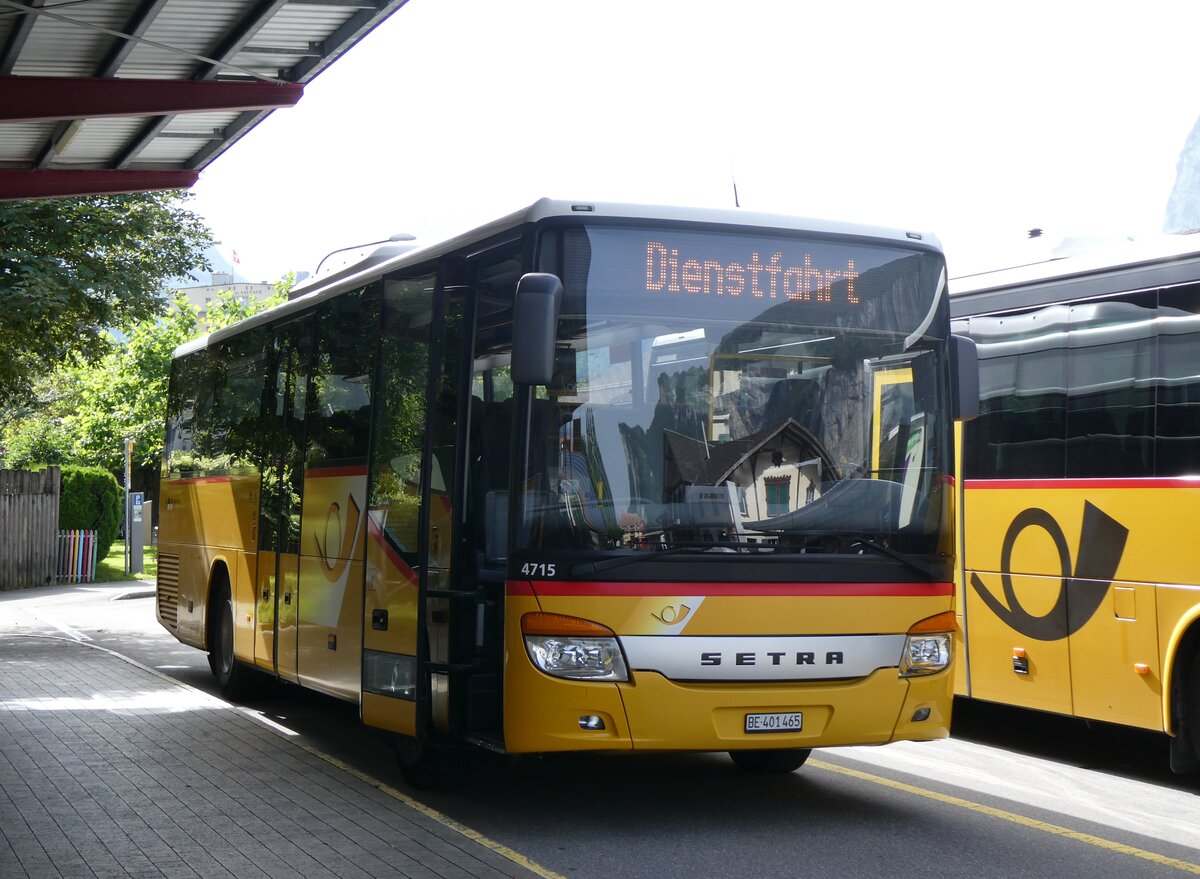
811, 759, 1200, 875
291, 740, 570, 879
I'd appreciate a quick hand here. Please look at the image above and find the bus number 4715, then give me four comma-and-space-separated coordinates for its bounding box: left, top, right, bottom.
521, 563, 556, 578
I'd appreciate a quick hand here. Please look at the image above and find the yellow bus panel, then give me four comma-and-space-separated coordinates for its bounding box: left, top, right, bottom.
960, 478, 1194, 731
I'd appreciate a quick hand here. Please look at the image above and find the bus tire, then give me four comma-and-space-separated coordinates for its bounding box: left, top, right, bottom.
1186, 650, 1200, 768
209, 576, 263, 701
729, 748, 812, 773
394, 738, 464, 790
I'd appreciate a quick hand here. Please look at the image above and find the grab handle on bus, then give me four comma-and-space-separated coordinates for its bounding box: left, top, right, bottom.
512, 273, 563, 386
950, 334, 979, 421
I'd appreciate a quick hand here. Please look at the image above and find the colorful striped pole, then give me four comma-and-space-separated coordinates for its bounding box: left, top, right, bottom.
57, 529, 98, 583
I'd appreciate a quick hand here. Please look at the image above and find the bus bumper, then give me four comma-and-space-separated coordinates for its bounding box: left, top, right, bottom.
503, 662, 952, 753
620, 669, 951, 751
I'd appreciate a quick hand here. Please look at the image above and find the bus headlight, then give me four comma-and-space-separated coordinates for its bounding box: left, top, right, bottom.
899, 611, 955, 677
522, 612, 629, 682
900, 633, 951, 676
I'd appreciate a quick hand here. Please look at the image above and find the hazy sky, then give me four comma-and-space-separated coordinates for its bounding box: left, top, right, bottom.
189, 1, 1200, 283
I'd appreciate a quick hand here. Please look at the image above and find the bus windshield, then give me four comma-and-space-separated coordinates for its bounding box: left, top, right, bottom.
516, 224, 951, 566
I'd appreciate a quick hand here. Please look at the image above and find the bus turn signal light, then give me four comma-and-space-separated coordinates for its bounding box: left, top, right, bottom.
907, 611, 957, 635
521, 612, 615, 637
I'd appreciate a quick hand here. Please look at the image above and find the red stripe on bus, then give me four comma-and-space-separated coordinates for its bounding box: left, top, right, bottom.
507, 581, 952, 598
167, 475, 233, 485
366, 516, 418, 587
307, 465, 369, 478
965, 477, 1200, 491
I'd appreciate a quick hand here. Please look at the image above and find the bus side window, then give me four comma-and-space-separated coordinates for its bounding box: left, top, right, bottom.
369, 276, 436, 565
1157, 284, 1200, 475
470, 393, 512, 566
307, 289, 378, 470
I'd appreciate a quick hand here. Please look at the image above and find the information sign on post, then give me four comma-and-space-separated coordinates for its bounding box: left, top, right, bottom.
130, 491, 144, 575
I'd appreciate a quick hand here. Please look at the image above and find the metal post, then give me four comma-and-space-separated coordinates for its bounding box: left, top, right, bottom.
123, 438, 132, 575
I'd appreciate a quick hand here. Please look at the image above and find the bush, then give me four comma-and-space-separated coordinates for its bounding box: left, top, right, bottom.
58, 465, 121, 560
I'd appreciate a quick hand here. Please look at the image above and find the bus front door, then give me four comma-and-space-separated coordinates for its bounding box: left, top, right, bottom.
361, 273, 435, 738
425, 286, 504, 743
361, 274, 507, 753
425, 291, 469, 735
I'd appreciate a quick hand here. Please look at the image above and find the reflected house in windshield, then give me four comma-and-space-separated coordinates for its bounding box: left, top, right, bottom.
660, 418, 839, 541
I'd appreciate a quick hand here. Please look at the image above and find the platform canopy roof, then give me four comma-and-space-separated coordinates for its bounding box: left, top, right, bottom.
0, 0, 409, 201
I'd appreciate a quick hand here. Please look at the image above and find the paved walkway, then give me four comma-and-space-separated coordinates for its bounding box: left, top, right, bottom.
0, 634, 547, 879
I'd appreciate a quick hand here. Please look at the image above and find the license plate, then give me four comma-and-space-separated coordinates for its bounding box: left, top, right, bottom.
744, 711, 803, 733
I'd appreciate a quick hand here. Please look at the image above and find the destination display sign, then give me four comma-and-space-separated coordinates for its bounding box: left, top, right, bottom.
644, 240, 859, 305
563, 225, 943, 336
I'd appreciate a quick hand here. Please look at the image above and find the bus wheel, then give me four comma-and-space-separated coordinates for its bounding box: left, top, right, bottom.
210, 579, 262, 701
729, 748, 812, 773
1186, 651, 1200, 768
394, 738, 464, 790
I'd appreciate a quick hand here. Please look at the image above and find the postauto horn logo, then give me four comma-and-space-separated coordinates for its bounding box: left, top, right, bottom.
969, 502, 1129, 641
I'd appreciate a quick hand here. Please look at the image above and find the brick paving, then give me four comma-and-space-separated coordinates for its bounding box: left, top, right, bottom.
0, 635, 545, 879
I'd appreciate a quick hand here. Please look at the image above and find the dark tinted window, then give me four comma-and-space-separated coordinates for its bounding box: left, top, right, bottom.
1156, 283, 1200, 476
210, 328, 272, 472
259, 318, 313, 555
369, 276, 435, 563
1066, 294, 1155, 477
165, 350, 210, 478
165, 330, 271, 478
307, 287, 380, 470
963, 284, 1200, 480
962, 306, 1068, 479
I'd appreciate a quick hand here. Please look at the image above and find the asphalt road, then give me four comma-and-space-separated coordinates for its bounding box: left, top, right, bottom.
3, 581, 1198, 879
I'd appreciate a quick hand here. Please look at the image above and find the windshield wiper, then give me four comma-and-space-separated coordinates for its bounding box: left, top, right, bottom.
851, 537, 940, 579
569, 545, 715, 577
570, 538, 940, 579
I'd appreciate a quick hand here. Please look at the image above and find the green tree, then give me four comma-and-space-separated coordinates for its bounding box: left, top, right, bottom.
0, 191, 214, 409
0, 285, 288, 472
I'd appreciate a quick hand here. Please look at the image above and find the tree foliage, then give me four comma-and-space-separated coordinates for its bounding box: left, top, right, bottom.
0, 191, 214, 408
0, 282, 289, 472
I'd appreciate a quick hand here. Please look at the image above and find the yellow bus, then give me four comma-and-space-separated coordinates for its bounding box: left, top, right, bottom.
156, 200, 976, 784
951, 233, 1200, 772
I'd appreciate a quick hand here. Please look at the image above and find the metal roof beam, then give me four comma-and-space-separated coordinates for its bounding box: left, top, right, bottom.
0, 168, 199, 201
0, 0, 44, 75
288, 0, 384, 6
243, 45, 323, 57
287, 0, 407, 82
96, 0, 171, 77
184, 108, 265, 168
194, 0, 292, 81
0, 76, 303, 122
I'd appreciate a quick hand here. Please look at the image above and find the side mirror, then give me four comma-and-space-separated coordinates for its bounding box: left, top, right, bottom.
511, 273, 563, 386
950, 334, 979, 421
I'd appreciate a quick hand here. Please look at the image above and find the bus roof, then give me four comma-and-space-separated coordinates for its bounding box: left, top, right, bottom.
176, 198, 943, 359
949, 231, 1200, 319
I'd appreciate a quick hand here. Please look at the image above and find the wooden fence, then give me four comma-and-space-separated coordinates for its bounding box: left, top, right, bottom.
0, 468, 61, 590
